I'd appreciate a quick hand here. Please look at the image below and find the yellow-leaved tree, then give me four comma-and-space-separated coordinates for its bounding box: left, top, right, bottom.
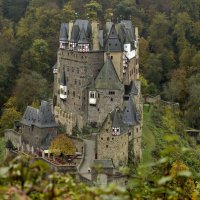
49, 134, 76, 156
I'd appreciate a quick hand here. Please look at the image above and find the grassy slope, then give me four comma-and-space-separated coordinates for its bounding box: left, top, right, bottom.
141, 103, 200, 172
141, 104, 156, 163
0, 138, 5, 165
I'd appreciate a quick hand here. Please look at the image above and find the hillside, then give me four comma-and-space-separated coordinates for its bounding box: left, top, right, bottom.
142, 103, 200, 172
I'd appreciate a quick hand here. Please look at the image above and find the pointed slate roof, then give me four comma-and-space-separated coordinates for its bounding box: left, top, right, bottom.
124, 81, 138, 96
120, 20, 135, 41
59, 23, 68, 42
105, 24, 122, 51
122, 97, 140, 126
74, 19, 91, 33
78, 27, 89, 44
110, 108, 128, 134
70, 25, 80, 43
95, 58, 123, 90
21, 101, 58, 128
52, 63, 57, 70
60, 69, 66, 86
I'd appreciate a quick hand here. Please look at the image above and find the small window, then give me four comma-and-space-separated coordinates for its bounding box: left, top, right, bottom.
111, 56, 113, 60
73, 91, 75, 97
101, 137, 103, 140
109, 91, 115, 95
75, 79, 77, 85
107, 137, 109, 141
98, 93, 100, 98
106, 145, 108, 148
115, 43, 118, 46
111, 98, 113, 101
90, 91, 95, 98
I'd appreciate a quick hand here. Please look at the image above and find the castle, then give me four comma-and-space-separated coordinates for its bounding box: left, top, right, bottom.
53, 19, 143, 167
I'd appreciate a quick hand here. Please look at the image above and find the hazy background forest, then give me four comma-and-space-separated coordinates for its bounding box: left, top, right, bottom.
0, 0, 200, 133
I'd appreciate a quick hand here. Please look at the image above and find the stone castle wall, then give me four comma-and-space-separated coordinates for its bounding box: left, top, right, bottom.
21, 125, 57, 149
88, 89, 124, 125
97, 129, 129, 167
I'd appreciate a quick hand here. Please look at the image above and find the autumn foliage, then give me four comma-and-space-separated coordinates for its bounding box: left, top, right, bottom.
49, 134, 76, 156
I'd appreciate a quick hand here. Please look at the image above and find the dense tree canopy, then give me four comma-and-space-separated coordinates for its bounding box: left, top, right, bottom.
0, 0, 199, 138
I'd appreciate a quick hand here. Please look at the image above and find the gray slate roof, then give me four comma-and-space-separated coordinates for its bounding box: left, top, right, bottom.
93, 159, 114, 169
59, 23, 68, 42
70, 25, 80, 43
78, 27, 89, 44
105, 24, 122, 51
74, 19, 91, 34
122, 97, 140, 126
21, 101, 58, 128
110, 108, 128, 134
125, 81, 138, 96
52, 63, 57, 70
60, 69, 67, 86
95, 57, 123, 90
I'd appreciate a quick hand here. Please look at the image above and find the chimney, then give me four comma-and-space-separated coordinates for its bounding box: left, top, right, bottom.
68, 21, 73, 41
91, 21, 100, 51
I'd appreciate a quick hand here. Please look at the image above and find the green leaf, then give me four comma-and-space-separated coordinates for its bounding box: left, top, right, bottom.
0, 167, 9, 178
158, 176, 172, 185
177, 170, 192, 177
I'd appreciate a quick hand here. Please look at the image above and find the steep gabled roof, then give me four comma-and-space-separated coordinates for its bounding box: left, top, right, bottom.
75, 19, 91, 34
122, 97, 139, 126
70, 25, 80, 43
95, 58, 123, 90
78, 27, 89, 44
110, 108, 128, 134
120, 20, 135, 41
59, 23, 68, 42
60, 69, 67, 86
105, 24, 122, 51
125, 81, 138, 96
21, 101, 57, 128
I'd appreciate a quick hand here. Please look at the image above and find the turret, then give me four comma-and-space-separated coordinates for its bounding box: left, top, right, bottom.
59, 23, 68, 49
60, 69, 67, 100
112, 109, 121, 136
78, 27, 90, 52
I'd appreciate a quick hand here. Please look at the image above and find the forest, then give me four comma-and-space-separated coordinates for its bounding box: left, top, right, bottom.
0, 0, 200, 132
0, 0, 200, 134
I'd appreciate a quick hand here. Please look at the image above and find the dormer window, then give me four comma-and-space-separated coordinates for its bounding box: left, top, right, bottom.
78, 44, 89, 52
89, 91, 96, 105
59, 42, 67, 49
112, 127, 120, 136
69, 42, 77, 50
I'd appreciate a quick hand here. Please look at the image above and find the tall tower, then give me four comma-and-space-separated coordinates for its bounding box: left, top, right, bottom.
53, 19, 142, 137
